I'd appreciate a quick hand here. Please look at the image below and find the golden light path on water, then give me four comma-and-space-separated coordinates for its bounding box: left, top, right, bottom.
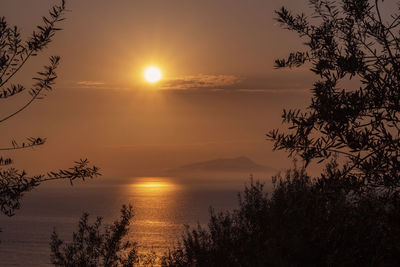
126, 177, 184, 259
0, 175, 244, 266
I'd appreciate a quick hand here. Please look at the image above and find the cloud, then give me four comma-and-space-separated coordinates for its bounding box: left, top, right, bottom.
76, 81, 106, 88
72, 74, 310, 94
236, 88, 309, 93
160, 74, 243, 91
159, 74, 310, 94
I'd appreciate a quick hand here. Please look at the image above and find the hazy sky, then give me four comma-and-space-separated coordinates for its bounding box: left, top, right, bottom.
2, 0, 397, 179
3, 0, 312, 86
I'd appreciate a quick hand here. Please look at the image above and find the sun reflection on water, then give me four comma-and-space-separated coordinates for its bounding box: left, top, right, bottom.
131, 177, 175, 193
127, 177, 182, 258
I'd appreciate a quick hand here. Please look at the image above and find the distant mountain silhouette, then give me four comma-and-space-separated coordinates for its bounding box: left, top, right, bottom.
168, 156, 275, 174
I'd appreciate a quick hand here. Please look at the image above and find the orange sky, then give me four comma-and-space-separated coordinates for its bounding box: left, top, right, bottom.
2, 0, 398, 179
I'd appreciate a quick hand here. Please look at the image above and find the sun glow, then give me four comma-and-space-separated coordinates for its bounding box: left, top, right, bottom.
132, 177, 176, 194
144, 66, 162, 83
140, 182, 170, 189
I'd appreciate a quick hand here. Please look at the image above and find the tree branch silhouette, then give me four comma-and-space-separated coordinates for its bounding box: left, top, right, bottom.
0, 0, 100, 218
268, 0, 400, 193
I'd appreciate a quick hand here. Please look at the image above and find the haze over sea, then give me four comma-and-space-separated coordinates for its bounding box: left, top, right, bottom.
0, 173, 273, 266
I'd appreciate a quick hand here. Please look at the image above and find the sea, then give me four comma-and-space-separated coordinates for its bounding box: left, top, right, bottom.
0, 175, 272, 266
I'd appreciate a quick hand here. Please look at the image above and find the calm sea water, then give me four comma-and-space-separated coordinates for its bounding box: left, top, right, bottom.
0, 176, 266, 266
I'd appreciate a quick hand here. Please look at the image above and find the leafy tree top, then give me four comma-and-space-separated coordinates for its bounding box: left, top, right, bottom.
268, 0, 400, 193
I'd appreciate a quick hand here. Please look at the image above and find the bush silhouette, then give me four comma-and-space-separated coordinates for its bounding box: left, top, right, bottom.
162, 167, 400, 266
50, 205, 157, 267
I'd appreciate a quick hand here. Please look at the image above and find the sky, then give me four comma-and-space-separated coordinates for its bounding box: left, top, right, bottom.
2, 0, 396, 180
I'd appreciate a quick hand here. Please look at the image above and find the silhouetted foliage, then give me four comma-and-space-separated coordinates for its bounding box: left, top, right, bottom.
0, 159, 99, 217
0, 0, 99, 218
50, 205, 157, 267
268, 0, 400, 195
162, 169, 400, 266
161, 1, 400, 266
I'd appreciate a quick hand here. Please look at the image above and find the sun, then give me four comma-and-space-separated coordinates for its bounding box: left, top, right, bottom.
144, 66, 162, 83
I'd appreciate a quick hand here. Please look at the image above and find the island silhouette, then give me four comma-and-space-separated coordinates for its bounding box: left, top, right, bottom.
167, 156, 275, 175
